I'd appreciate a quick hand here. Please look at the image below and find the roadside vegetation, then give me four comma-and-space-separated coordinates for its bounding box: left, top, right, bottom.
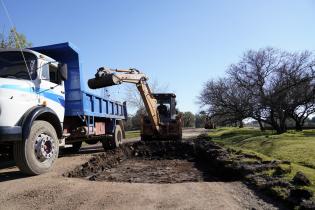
125, 130, 140, 139
208, 127, 315, 201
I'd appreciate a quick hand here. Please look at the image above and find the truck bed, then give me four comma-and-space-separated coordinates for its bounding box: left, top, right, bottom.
68, 90, 126, 119
30, 42, 127, 119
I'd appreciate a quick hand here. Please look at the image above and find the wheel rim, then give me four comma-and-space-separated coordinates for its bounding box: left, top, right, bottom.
34, 133, 56, 162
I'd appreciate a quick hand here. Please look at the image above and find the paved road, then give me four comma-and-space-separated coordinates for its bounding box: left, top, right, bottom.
0, 128, 280, 210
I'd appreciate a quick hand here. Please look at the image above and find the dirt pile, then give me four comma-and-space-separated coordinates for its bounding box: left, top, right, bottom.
64, 141, 214, 183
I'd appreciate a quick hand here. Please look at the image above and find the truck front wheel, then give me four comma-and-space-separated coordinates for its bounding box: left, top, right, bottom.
13, 120, 59, 175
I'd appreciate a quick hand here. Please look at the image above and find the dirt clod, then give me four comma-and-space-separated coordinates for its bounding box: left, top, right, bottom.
292, 171, 311, 186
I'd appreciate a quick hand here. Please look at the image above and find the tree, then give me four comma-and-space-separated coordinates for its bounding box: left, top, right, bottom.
130, 107, 146, 130
199, 47, 315, 133
199, 78, 251, 128
195, 111, 207, 128
123, 79, 169, 112
281, 51, 315, 130
228, 48, 315, 133
182, 111, 195, 127
1, 27, 32, 48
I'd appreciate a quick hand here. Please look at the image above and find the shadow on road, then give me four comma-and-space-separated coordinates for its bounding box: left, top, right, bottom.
0, 160, 30, 182
0, 145, 107, 182
0, 170, 29, 182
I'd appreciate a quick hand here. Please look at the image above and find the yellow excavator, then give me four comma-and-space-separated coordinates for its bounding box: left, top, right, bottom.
88, 67, 182, 141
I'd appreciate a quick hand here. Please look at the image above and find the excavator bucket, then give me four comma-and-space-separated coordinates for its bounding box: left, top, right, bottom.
88, 74, 121, 89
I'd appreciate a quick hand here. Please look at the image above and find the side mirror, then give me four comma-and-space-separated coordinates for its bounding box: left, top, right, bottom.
58, 63, 68, 80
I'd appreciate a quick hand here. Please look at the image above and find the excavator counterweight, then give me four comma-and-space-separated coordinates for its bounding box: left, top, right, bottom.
88, 67, 182, 141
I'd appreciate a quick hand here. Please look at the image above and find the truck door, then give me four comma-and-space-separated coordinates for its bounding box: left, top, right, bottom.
39, 62, 65, 122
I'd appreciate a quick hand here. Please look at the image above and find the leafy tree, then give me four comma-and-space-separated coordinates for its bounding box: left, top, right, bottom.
195, 111, 207, 128
182, 111, 195, 127
123, 116, 134, 131
130, 107, 146, 130
0, 27, 32, 48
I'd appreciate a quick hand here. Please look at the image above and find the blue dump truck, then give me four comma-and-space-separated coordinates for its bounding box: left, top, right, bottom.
0, 42, 127, 175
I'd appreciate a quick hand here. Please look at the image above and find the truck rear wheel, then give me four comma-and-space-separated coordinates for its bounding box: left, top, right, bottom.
114, 124, 123, 146
101, 124, 123, 150
13, 120, 59, 175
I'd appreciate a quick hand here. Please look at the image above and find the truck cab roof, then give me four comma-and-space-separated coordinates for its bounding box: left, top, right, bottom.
0, 48, 57, 63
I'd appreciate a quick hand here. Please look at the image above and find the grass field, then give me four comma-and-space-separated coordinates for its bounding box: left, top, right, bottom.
208, 127, 315, 198
125, 130, 140, 139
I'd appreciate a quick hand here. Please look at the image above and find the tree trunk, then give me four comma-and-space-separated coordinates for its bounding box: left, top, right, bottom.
295, 122, 303, 131
239, 120, 244, 128
257, 119, 265, 131
294, 117, 304, 131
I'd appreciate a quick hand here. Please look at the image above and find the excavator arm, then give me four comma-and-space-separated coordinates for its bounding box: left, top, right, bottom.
88, 67, 160, 132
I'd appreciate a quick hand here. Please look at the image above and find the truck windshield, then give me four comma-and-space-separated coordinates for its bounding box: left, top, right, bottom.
0, 51, 37, 80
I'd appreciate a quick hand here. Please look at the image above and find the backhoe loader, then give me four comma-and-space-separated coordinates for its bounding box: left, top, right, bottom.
88, 67, 182, 141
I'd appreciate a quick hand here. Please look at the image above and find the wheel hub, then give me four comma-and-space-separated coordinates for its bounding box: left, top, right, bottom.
34, 133, 55, 161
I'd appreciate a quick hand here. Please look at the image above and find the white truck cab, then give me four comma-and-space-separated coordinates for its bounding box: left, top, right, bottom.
0, 49, 67, 175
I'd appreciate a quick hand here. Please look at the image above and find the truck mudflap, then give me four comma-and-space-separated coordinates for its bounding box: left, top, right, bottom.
0, 126, 22, 142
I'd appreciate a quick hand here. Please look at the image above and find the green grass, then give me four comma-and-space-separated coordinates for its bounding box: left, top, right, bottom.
125, 130, 140, 139
209, 127, 315, 198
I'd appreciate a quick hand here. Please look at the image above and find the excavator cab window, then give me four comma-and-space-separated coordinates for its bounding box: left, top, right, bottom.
157, 102, 170, 118
154, 93, 177, 122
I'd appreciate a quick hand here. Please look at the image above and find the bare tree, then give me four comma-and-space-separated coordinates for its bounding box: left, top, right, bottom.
228, 48, 315, 133
281, 51, 315, 130
123, 79, 169, 112
199, 78, 251, 127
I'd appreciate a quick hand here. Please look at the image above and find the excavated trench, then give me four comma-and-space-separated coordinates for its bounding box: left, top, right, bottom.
64, 140, 224, 183
64, 138, 315, 209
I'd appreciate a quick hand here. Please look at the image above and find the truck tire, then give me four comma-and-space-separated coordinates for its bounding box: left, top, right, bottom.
114, 124, 123, 146
13, 120, 59, 175
101, 137, 116, 150
101, 124, 123, 150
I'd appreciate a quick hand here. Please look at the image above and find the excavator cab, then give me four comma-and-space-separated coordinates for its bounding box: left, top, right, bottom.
141, 93, 182, 141
154, 93, 176, 122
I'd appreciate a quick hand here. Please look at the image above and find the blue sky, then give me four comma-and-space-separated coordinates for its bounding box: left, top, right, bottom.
1, 0, 314, 113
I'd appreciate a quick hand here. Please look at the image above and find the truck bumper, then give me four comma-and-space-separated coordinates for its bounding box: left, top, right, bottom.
0, 126, 22, 142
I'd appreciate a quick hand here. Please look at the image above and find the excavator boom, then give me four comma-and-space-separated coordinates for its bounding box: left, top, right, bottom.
88, 67, 182, 140
88, 67, 160, 132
